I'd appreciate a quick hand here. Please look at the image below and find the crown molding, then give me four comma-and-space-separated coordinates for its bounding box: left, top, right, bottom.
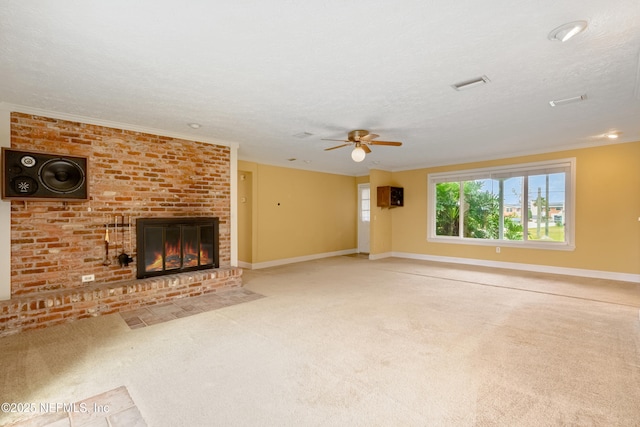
0, 103, 240, 149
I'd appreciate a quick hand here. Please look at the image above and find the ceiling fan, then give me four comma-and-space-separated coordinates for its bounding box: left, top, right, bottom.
322, 130, 402, 162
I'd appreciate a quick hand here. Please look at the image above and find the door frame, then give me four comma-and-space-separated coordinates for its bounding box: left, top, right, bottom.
357, 183, 370, 254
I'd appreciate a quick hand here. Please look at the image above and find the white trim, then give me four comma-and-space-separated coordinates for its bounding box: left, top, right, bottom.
357, 183, 371, 254
237, 261, 252, 269
247, 249, 357, 270
392, 252, 640, 284
428, 158, 574, 182
0, 103, 240, 150
0, 107, 11, 300
230, 146, 238, 267
369, 252, 392, 261
423, 236, 575, 251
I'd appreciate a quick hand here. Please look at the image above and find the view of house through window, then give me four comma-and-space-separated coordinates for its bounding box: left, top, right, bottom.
429, 159, 574, 249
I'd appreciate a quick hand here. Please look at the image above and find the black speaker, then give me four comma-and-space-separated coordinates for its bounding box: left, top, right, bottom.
1, 148, 89, 201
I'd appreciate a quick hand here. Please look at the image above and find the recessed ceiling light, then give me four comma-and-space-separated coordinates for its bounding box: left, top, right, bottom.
451, 75, 490, 91
188, 123, 202, 129
606, 131, 620, 139
549, 94, 587, 107
548, 20, 588, 42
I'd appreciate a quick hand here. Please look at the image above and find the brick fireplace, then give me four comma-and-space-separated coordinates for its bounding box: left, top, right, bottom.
0, 112, 241, 337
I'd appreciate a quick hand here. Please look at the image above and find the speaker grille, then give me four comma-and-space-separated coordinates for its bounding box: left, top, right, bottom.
39, 158, 86, 193
11, 176, 39, 195
2, 148, 89, 201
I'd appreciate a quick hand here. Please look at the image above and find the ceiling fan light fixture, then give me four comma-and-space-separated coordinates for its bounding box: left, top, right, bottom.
351, 146, 366, 162
548, 20, 588, 42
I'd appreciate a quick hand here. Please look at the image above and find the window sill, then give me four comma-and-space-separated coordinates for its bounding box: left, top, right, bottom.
427, 236, 575, 251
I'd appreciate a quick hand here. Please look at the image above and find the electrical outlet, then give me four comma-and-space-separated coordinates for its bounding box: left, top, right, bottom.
496, 247, 501, 254
81, 274, 95, 283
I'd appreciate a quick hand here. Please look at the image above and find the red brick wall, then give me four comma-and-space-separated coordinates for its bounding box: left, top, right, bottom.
9, 113, 232, 296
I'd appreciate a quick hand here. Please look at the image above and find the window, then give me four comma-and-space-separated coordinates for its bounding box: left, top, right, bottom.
427, 159, 575, 250
360, 186, 370, 222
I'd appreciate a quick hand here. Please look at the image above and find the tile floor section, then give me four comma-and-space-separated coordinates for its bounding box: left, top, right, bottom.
120, 288, 265, 329
8, 386, 145, 427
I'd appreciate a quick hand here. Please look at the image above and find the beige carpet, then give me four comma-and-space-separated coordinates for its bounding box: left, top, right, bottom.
1, 256, 639, 426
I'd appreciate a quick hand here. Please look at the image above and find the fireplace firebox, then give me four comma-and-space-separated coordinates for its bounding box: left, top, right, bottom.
136, 217, 219, 279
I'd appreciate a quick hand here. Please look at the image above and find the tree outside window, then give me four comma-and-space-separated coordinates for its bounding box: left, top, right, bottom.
430, 160, 572, 248
436, 180, 524, 241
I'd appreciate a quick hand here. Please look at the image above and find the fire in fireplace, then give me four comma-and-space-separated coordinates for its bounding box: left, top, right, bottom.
136, 217, 219, 279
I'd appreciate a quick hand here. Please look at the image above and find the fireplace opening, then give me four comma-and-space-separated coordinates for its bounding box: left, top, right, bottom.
136, 217, 219, 279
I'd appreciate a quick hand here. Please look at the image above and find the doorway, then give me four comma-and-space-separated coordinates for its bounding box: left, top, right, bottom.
358, 183, 370, 254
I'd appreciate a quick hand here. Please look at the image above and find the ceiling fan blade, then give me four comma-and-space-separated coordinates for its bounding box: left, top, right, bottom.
369, 140, 402, 146
361, 144, 372, 154
360, 133, 379, 142
324, 143, 351, 151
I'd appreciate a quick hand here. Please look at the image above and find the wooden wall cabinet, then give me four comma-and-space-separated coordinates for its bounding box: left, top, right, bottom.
377, 186, 403, 208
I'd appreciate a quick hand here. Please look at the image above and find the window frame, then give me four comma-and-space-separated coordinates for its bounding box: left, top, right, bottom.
359, 185, 371, 223
427, 158, 576, 251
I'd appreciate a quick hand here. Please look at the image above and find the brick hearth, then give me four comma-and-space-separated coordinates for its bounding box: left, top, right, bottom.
0, 267, 242, 337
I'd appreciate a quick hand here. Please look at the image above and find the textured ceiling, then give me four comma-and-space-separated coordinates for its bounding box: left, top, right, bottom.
1, 0, 639, 176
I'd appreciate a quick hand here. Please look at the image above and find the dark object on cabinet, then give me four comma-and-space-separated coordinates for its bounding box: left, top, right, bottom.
377, 186, 403, 208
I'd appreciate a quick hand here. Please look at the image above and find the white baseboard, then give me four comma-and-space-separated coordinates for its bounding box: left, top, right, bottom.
240, 249, 357, 270
369, 252, 392, 261
238, 249, 640, 283
391, 252, 640, 284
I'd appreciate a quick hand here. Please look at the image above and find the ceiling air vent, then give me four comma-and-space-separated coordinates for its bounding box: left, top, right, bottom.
549, 94, 587, 107
293, 132, 313, 138
451, 75, 490, 91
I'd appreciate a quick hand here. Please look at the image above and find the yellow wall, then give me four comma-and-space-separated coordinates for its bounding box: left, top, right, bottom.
238, 170, 253, 263
391, 141, 640, 275
369, 169, 393, 256
238, 161, 357, 264
239, 141, 639, 275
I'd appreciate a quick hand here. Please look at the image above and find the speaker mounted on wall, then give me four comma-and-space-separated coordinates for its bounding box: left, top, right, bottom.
1, 148, 89, 201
